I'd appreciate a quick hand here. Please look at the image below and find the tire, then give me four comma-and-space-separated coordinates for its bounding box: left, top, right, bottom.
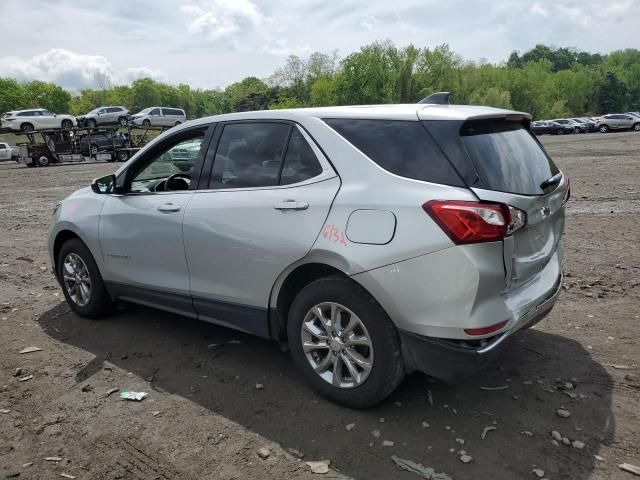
142, 119, 151, 127
61, 119, 73, 129
599, 124, 609, 133
174, 121, 181, 126
556, 129, 563, 135
116, 150, 129, 162
118, 117, 128, 127
36, 155, 50, 167
574, 127, 581, 134
57, 238, 113, 318
633, 123, 640, 132
287, 275, 405, 408
87, 119, 97, 129
90, 144, 99, 156
20, 123, 34, 133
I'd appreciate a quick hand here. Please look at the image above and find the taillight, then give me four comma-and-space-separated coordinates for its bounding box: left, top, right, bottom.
563, 178, 570, 204
423, 200, 524, 245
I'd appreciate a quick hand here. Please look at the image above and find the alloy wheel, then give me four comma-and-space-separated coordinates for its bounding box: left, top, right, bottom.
300, 302, 373, 388
62, 253, 91, 307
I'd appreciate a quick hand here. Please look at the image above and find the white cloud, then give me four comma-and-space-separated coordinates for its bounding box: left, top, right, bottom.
360, 15, 380, 32
531, 3, 548, 17
0, 49, 166, 90
180, 0, 264, 39
125, 67, 167, 83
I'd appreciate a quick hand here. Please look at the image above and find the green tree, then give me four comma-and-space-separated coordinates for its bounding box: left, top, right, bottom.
310, 77, 337, 106
597, 71, 629, 113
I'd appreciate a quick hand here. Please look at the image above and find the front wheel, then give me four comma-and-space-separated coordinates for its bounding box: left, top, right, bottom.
61, 119, 73, 129
633, 123, 640, 132
116, 150, 129, 162
36, 155, 50, 167
57, 238, 113, 318
142, 119, 151, 127
118, 117, 128, 126
90, 144, 99, 156
599, 124, 609, 133
21, 123, 34, 133
287, 275, 404, 408
87, 119, 97, 129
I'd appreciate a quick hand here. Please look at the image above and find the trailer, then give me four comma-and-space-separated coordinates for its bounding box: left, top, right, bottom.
14, 124, 168, 167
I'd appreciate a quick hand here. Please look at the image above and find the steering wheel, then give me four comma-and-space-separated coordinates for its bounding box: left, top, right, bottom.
165, 172, 191, 191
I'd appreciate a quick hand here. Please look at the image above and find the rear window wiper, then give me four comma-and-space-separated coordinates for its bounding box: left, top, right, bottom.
540, 173, 563, 191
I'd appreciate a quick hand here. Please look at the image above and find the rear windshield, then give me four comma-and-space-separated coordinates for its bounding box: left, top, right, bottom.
323, 118, 463, 187
458, 120, 559, 195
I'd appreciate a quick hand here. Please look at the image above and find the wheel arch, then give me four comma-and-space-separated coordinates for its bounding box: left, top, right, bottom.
52, 228, 102, 282
268, 252, 367, 342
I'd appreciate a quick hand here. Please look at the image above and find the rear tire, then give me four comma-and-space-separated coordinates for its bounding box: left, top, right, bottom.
57, 238, 113, 319
118, 117, 128, 126
36, 155, 50, 167
20, 123, 34, 133
117, 150, 129, 162
61, 119, 73, 129
87, 119, 97, 129
174, 121, 181, 126
633, 123, 640, 132
142, 119, 151, 127
287, 275, 404, 408
599, 124, 609, 133
90, 144, 99, 156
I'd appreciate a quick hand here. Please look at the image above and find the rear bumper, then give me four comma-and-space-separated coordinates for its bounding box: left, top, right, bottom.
400, 273, 562, 381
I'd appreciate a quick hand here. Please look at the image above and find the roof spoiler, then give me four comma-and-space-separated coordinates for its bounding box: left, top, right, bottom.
418, 92, 450, 105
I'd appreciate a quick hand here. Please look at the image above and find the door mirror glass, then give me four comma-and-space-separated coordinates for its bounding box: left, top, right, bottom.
91, 174, 116, 194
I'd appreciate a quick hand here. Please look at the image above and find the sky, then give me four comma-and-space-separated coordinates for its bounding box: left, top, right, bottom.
0, 0, 637, 91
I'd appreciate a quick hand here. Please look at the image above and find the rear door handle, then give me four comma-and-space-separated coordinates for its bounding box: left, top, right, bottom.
157, 203, 181, 213
274, 200, 309, 211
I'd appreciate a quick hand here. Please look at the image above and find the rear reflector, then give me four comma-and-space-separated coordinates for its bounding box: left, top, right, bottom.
423, 200, 511, 245
464, 321, 508, 336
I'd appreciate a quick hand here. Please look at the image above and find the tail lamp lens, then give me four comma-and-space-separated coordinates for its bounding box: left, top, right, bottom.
423, 200, 524, 245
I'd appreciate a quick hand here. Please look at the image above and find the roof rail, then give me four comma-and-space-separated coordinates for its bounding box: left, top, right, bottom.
418, 92, 450, 105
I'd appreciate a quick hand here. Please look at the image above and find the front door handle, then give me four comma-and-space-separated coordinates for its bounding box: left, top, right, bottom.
274, 200, 309, 211
157, 203, 181, 213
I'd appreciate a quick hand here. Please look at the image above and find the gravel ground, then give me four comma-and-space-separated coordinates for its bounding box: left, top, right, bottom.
0, 131, 639, 479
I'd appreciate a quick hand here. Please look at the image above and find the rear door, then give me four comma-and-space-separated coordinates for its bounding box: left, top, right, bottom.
183, 121, 339, 336
423, 118, 567, 289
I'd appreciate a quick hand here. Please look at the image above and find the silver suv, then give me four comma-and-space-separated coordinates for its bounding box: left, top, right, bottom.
49, 102, 568, 407
77, 106, 130, 128
594, 113, 640, 133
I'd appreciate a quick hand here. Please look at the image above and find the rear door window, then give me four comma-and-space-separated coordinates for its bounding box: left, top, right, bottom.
280, 128, 323, 185
210, 122, 291, 189
458, 120, 559, 195
323, 118, 464, 186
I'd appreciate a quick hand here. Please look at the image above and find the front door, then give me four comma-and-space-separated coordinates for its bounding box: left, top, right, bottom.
98, 126, 211, 314
183, 122, 340, 337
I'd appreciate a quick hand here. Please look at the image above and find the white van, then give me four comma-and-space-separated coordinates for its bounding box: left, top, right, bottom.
130, 107, 186, 127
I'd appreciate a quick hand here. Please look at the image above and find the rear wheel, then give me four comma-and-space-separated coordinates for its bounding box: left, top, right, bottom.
599, 124, 609, 133
87, 119, 97, 129
142, 119, 151, 127
20, 123, 34, 133
61, 119, 73, 129
174, 121, 181, 126
116, 150, 129, 162
287, 275, 404, 408
633, 123, 640, 132
118, 117, 128, 126
574, 127, 581, 134
90, 144, 99, 156
57, 238, 113, 318
36, 155, 50, 167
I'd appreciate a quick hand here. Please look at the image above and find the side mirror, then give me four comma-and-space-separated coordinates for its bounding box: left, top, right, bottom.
91, 174, 117, 194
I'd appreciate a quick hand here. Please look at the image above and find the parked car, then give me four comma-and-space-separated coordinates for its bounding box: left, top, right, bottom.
531, 120, 574, 135
594, 114, 640, 133
77, 106, 130, 128
627, 112, 640, 119
79, 130, 130, 160
0, 142, 12, 161
130, 107, 186, 127
551, 118, 588, 133
49, 104, 567, 407
572, 118, 597, 132
1, 109, 77, 132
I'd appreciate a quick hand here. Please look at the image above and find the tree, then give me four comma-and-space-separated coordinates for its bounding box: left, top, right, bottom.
310, 77, 337, 106
0, 78, 26, 113
597, 71, 629, 113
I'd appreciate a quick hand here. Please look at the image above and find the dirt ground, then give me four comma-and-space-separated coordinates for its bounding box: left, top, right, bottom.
0, 131, 639, 480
